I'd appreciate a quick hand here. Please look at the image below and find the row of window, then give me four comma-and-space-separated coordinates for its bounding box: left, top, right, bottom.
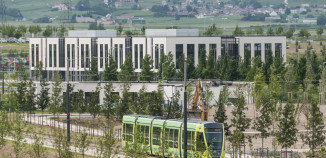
244, 43, 283, 58
32, 42, 283, 69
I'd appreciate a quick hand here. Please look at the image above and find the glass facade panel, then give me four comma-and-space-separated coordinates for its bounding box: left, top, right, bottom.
209, 44, 217, 62
114, 44, 118, 62
244, 43, 251, 59
176, 44, 183, 69
275, 43, 282, 58
49, 44, 52, 67
254, 43, 261, 57
67, 44, 70, 67
72, 44, 75, 68
59, 39, 65, 67
140, 44, 144, 68
36, 44, 39, 66
187, 44, 194, 60
105, 44, 108, 64
54, 44, 57, 67
155, 44, 159, 69
81, 44, 84, 68
100, 44, 103, 68
198, 44, 206, 59
119, 44, 123, 67
31, 44, 34, 67
86, 44, 90, 68
134, 44, 138, 68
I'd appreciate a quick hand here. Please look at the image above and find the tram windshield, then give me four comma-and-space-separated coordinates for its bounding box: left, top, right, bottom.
205, 128, 223, 150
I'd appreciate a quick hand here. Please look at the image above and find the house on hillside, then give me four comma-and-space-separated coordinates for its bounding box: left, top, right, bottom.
52, 2, 68, 11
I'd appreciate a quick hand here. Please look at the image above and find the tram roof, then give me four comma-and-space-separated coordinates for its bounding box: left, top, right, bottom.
125, 114, 218, 125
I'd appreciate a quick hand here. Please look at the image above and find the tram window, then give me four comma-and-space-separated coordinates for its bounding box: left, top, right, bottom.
173, 129, 178, 148
136, 125, 144, 143
168, 129, 173, 148
187, 131, 194, 150
164, 128, 170, 147
196, 132, 205, 152
145, 126, 149, 144
153, 127, 161, 145
125, 124, 133, 141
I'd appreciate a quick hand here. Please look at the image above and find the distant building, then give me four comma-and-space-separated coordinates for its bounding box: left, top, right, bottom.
52, 2, 68, 11
132, 18, 146, 24
301, 18, 317, 24
265, 17, 281, 22
29, 29, 286, 81
76, 17, 96, 23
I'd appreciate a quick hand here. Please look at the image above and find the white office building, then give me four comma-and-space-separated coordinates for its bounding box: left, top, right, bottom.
29, 29, 286, 81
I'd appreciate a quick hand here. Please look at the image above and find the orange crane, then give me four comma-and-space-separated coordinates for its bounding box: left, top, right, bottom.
188, 79, 208, 121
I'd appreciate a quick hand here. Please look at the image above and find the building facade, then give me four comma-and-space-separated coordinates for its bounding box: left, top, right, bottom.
29, 29, 286, 81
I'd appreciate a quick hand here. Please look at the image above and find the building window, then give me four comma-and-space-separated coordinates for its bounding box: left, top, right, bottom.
198, 44, 206, 59
100, 44, 103, 68
59, 39, 65, 68
140, 44, 144, 68
105, 44, 108, 64
275, 43, 282, 58
119, 44, 123, 67
36, 44, 39, 66
81, 44, 84, 68
114, 44, 118, 62
31, 44, 35, 67
176, 44, 183, 69
155, 44, 159, 69
49, 44, 52, 67
86, 44, 90, 68
54, 44, 57, 67
209, 44, 217, 62
221, 44, 226, 56
187, 44, 194, 60
67, 44, 70, 67
134, 44, 138, 69
72, 44, 75, 68
244, 43, 251, 59
160, 44, 164, 55
254, 43, 261, 57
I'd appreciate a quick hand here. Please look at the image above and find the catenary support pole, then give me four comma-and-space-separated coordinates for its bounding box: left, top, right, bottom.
67, 58, 70, 141
183, 58, 187, 158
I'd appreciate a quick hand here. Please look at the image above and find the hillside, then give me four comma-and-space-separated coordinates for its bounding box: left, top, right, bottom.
5, 0, 326, 21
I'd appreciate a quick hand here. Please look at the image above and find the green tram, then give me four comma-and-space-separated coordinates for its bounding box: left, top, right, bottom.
122, 114, 225, 158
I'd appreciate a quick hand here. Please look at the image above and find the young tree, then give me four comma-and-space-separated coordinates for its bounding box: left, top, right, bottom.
116, 83, 132, 120
52, 128, 73, 158
75, 130, 90, 158
254, 26, 264, 35
253, 88, 273, 151
103, 82, 119, 121
103, 55, 118, 81
15, 61, 28, 111
87, 56, 99, 81
275, 26, 284, 35
50, 72, 63, 118
118, 56, 135, 81
299, 27, 311, 38
162, 52, 176, 81
74, 89, 87, 118
204, 50, 215, 79
11, 112, 27, 158
266, 27, 274, 35
26, 79, 37, 117
147, 86, 164, 116
233, 25, 244, 35
213, 85, 230, 136
140, 54, 154, 81
88, 83, 101, 118
276, 100, 298, 156
132, 85, 148, 114
29, 25, 42, 36
301, 98, 325, 158
58, 25, 67, 37
29, 130, 46, 158
316, 27, 324, 38
97, 123, 119, 158
195, 49, 206, 78
203, 24, 223, 36
230, 88, 251, 157
167, 90, 181, 119
42, 25, 53, 37
0, 110, 9, 149
37, 75, 50, 120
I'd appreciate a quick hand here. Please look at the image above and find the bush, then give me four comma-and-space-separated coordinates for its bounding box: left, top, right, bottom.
33, 17, 51, 23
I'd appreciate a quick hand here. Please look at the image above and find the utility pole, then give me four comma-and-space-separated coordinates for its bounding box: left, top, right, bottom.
66, 58, 70, 141
183, 58, 187, 158
0, 46, 3, 100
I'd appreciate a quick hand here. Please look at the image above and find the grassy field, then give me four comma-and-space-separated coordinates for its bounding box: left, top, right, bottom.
0, 43, 29, 57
